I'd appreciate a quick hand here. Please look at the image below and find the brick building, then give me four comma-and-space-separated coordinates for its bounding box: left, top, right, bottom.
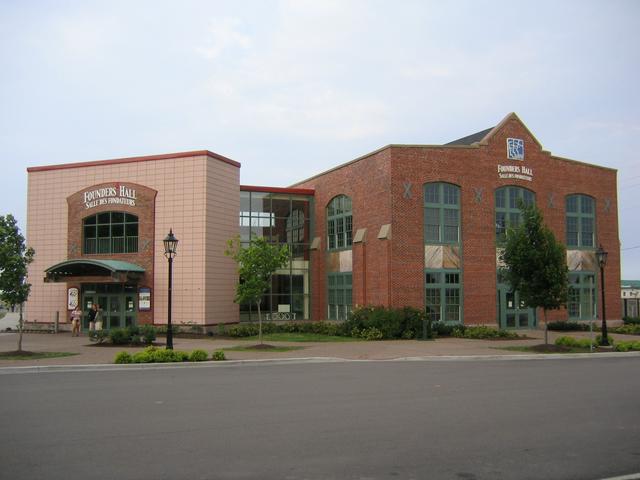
25, 113, 620, 330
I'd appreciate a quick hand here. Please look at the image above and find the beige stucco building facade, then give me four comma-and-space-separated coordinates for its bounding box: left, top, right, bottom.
26, 151, 240, 329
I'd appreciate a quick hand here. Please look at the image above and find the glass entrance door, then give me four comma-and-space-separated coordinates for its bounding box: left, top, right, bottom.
497, 283, 536, 329
81, 284, 137, 330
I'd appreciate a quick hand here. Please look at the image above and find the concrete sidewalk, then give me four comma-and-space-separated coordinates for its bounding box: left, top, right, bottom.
1, 328, 638, 368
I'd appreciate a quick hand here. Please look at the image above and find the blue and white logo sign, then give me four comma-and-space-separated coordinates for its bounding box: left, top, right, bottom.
506, 138, 524, 160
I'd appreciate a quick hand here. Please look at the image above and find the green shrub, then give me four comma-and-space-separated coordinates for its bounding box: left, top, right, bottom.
217, 323, 227, 336
89, 329, 110, 344
614, 340, 640, 352
132, 351, 153, 363
555, 336, 597, 349
114, 351, 133, 364
227, 323, 261, 337
433, 322, 462, 337
610, 324, 640, 335
212, 350, 226, 361
343, 306, 427, 339
452, 325, 519, 340
109, 328, 130, 345
151, 349, 189, 363
189, 349, 208, 362
596, 334, 614, 346
140, 325, 157, 345
547, 321, 589, 331
623, 316, 640, 325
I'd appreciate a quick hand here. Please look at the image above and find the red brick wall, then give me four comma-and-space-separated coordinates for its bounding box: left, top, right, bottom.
296, 115, 620, 324
66, 182, 157, 325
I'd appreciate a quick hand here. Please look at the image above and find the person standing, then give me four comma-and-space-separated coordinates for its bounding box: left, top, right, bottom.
70, 305, 82, 336
88, 304, 97, 331
94, 303, 103, 331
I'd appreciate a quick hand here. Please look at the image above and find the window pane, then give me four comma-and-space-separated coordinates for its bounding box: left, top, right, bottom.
443, 184, 459, 205
111, 212, 124, 223
84, 215, 96, 225
566, 196, 578, 213
581, 217, 594, 247
495, 189, 505, 208
581, 196, 594, 214
97, 212, 110, 224
425, 272, 440, 284
425, 184, 439, 204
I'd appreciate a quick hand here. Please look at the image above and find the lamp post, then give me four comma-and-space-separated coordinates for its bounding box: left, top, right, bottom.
163, 229, 179, 350
596, 244, 608, 346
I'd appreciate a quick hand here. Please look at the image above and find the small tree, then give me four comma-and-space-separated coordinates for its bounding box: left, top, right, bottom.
225, 236, 290, 344
501, 202, 568, 344
0, 214, 35, 352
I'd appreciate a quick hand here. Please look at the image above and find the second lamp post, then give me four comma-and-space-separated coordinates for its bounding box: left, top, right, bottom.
163, 229, 179, 350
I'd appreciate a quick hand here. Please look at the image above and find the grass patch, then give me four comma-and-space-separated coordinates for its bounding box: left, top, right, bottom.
224, 345, 306, 353
0, 351, 79, 360
243, 332, 359, 343
496, 345, 595, 354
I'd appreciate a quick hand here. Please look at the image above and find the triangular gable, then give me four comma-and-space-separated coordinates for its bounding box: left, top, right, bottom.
476, 112, 545, 150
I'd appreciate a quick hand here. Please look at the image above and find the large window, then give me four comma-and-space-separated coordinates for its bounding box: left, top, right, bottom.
327, 272, 352, 320
568, 273, 596, 320
238, 190, 312, 321
495, 186, 535, 243
83, 212, 138, 254
566, 194, 595, 248
327, 195, 352, 250
425, 270, 461, 323
424, 183, 460, 244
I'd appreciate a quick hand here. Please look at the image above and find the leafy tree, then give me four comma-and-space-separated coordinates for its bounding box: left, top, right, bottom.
501, 202, 568, 344
225, 236, 290, 344
0, 215, 35, 352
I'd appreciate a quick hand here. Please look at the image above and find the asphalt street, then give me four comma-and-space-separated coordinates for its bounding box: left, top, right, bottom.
1, 357, 639, 480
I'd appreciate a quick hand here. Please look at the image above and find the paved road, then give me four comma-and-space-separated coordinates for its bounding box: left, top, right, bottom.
1, 357, 639, 480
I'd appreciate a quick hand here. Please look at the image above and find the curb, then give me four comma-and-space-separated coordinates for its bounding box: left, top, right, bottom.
1, 351, 639, 375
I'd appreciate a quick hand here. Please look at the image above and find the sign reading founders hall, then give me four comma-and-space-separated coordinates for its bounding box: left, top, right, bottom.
83, 184, 137, 209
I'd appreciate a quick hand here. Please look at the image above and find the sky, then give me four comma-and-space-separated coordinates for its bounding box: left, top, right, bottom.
1, 0, 639, 277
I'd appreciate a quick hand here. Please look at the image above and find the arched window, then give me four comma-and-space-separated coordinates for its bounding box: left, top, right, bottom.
566, 194, 595, 248
327, 195, 352, 250
424, 183, 460, 244
83, 212, 139, 254
495, 186, 535, 243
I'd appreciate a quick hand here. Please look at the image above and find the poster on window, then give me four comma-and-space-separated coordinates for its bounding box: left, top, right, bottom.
139, 287, 151, 311
67, 287, 79, 310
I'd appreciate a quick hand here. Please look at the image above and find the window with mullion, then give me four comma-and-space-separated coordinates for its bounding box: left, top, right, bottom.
495, 186, 535, 243
425, 269, 461, 323
83, 211, 139, 254
327, 195, 353, 251
566, 194, 595, 248
424, 183, 460, 244
327, 272, 352, 320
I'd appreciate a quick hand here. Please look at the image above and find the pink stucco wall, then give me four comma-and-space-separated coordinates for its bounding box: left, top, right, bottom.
26, 151, 240, 326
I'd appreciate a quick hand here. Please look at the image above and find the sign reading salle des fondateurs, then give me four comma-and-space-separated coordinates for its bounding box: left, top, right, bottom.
83, 184, 137, 209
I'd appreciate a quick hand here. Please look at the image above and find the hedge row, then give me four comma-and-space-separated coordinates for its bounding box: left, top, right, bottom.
114, 346, 226, 364
225, 307, 518, 341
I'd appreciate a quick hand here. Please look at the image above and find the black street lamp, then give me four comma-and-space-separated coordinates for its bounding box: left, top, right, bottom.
596, 244, 609, 346
163, 229, 179, 350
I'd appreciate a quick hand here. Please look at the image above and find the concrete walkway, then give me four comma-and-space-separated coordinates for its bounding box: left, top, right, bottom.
1, 328, 639, 368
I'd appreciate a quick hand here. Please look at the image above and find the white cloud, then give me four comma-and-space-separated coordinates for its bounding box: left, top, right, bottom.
196, 17, 251, 60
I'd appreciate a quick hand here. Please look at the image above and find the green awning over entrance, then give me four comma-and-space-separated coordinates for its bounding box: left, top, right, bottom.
44, 259, 145, 283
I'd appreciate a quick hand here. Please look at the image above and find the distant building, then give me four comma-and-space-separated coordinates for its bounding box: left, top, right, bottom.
621, 280, 640, 318
25, 113, 621, 330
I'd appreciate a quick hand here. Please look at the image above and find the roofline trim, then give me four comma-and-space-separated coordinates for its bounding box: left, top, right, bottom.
240, 185, 315, 195
27, 150, 241, 173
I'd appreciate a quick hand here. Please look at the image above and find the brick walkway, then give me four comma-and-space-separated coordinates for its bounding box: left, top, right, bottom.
1, 328, 637, 367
